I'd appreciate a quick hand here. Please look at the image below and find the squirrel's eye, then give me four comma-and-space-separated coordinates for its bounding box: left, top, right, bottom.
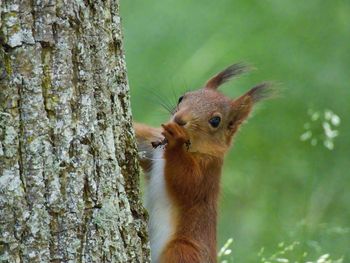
178, 96, 184, 104
209, 116, 221, 128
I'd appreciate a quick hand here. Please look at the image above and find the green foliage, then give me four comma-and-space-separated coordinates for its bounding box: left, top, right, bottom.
121, 0, 350, 261
218, 238, 343, 263
300, 109, 340, 150
218, 238, 234, 263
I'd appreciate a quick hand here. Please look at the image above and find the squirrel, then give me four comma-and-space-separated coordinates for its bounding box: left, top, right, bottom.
134, 63, 273, 263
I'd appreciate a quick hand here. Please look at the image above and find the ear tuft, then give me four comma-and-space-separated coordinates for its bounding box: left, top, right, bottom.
205, 63, 250, 89
247, 82, 276, 103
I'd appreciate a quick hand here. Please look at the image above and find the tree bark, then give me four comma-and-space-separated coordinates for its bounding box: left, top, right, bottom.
0, 0, 150, 262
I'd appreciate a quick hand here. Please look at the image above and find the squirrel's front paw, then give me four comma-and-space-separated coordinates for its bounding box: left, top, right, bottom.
161, 122, 190, 150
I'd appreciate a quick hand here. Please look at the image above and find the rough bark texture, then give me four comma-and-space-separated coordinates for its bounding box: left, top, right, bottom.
0, 0, 150, 262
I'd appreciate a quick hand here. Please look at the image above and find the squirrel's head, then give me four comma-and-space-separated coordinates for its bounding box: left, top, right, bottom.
170, 63, 273, 157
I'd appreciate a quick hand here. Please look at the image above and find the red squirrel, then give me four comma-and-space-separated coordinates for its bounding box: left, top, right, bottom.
134, 63, 272, 263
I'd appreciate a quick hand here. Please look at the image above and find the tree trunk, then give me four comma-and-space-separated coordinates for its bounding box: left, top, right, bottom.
0, 0, 150, 262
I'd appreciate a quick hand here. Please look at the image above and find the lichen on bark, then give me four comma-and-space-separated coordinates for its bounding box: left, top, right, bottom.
0, 0, 150, 262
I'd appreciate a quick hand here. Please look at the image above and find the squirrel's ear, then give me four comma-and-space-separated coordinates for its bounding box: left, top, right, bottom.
205, 63, 250, 89
244, 82, 274, 103
228, 82, 273, 130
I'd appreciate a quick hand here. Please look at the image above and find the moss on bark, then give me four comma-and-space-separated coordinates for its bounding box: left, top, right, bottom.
0, 0, 150, 262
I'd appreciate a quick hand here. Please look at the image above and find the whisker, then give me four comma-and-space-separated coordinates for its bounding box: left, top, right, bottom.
171, 88, 179, 103
143, 87, 175, 115
189, 123, 208, 135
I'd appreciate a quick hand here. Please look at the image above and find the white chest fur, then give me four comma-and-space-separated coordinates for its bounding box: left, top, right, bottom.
145, 148, 175, 263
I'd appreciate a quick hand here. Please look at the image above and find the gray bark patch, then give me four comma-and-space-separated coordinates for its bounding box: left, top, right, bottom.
0, 0, 150, 262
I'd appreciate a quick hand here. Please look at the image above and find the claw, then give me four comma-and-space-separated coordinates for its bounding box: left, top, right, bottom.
185, 140, 191, 151
151, 138, 168, 149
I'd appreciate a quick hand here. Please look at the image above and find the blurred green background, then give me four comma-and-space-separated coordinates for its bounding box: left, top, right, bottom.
120, 0, 350, 262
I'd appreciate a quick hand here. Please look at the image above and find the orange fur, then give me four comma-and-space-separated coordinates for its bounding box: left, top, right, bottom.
158, 123, 222, 263
134, 63, 272, 263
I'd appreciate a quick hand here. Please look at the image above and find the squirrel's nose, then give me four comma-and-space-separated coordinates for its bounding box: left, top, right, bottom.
174, 115, 187, 126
